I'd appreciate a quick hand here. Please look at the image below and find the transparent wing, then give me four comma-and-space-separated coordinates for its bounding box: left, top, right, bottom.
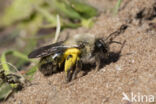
28, 41, 66, 58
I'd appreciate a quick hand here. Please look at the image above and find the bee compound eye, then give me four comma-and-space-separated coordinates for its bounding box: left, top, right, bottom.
95, 40, 102, 48
97, 43, 102, 47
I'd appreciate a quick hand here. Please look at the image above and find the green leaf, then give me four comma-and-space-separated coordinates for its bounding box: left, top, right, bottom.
1, 52, 10, 74
0, 82, 13, 100
1, 0, 43, 26
48, 0, 82, 19
25, 65, 38, 80
0, 50, 36, 75
81, 18, 94, 28
18, 13, 43, 35
35, 6, 57, 27
69, 0, 97, 18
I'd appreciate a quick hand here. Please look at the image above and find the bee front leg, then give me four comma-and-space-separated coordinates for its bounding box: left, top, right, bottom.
119, 40, 126, 53
72, 60, 82, 80
95, 56, 101, 71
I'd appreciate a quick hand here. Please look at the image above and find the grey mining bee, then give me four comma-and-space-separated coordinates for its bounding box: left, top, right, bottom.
28, 24, 127, 82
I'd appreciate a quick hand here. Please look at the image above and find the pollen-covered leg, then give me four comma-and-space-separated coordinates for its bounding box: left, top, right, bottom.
66, 66, 73, 82
64, 54, 78, 82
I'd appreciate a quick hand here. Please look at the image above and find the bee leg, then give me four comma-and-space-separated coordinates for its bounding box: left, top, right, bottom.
65, 53, 80, 82
95, 56, 101, 71
65, 54, 75, 83
119, 40, 126, 53
72, 60, 82, 80
66, 67, 73, 83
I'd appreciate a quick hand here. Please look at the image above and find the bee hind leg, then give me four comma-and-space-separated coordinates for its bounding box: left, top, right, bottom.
65, 54, 76, 83
66, 67, 73, 83
72, 60, 82, 80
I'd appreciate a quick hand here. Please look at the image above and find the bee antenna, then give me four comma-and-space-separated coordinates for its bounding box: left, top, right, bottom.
105, 24, 128, 42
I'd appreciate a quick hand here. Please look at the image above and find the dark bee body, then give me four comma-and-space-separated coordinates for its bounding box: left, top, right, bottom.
28, 24, 127, 82
28, 41, 66, 76
39, 54, 62, 75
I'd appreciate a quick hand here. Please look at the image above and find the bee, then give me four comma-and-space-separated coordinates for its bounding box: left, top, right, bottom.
28, 24, 127, 82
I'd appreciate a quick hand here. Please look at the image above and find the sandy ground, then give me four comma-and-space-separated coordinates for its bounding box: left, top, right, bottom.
2, 0, 156, 104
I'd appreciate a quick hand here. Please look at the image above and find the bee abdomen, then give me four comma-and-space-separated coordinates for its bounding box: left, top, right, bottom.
39, 62, 58, 76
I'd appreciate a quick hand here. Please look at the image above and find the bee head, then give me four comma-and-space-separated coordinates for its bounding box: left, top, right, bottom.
94, 39, 109, 53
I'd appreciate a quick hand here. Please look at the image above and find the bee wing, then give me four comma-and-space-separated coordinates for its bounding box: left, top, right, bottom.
28, 41, 67, 58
